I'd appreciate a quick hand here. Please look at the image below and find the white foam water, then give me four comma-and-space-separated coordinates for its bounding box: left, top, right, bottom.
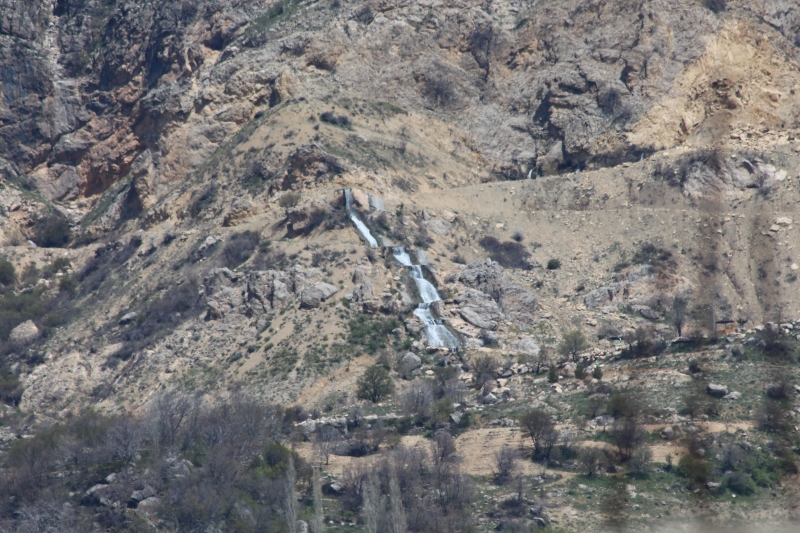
344, 189, 379, 248
393, 246, 459, 348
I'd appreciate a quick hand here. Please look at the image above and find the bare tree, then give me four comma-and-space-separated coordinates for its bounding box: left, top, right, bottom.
630, 446, 652, 474
671, 296, 688, 337
146, 389, 199, 454
311, 466, 325, 533
15, 501, 78, 533
578, 446, 603, 477
492, 446, 520, 485
469, 354, 498, 388
285, 457, 298, 533
389, 463, 408, 533
611, 419, 645, 461
362, 471, 379, 533
313, 425, 342, 466
105, 415, 144, 464
401, 380, 434, 417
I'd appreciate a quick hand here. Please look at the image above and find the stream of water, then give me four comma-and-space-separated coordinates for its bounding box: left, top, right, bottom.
344, 189, 379, 248
392, 247, 459, 348
341, 189, 458, 348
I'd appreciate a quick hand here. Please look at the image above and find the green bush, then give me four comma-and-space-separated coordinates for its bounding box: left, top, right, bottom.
356, 365, 394, 403
677, 454, 711, 485
592, 365, 603, 380
0, 258, 16, 286
33, 213, 72, 247
547, 258, 561, 270
547, 365, 559, 383
726, 472, 756, 495
0, 368, 23, 405
278, 191, 301, 208
574, 364, 587, 380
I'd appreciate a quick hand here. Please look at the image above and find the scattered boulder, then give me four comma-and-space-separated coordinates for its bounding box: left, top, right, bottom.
450, 411, 463, 424
706, 383, 728, 398
300, 282, 339, 309
660, 426, 674, 440
723, 391, 742, 400
128, 485, 157, 509
482, 393, 499, 404
9, 320, 39, 345
400, 352, 422, 371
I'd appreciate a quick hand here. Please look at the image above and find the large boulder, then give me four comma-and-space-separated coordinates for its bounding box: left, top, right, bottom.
400, 352, 422, 371
300, 282, 338, 309
456, 289, 503, 330
457, 260, 538, 325
351, 266, 374, 302
9, 320, 39, 345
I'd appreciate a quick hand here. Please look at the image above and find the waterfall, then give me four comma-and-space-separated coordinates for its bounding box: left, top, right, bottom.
527, 169, 533, 180
393, 247, 459, 348
344, 189, 379, 248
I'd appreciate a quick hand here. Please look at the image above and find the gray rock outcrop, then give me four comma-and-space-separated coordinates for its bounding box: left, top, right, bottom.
456, 289, 504, 330
9, 320, 39, 345
300, 282, 339, 309
706, 383, 728, 398
456, 260, 538, 326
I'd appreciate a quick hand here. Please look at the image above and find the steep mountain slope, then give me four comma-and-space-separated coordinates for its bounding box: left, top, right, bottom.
1, 1, 800, 531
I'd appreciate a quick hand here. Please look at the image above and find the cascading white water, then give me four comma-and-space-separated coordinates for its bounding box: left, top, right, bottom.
344, 189, 379, 248
393, 247, 459, 348
340, 190, 458, 348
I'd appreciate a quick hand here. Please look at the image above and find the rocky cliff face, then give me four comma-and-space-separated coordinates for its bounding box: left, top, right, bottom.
4, 0, 798, 208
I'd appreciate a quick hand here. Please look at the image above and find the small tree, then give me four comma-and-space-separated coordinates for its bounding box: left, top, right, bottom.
559, 330, 588, 363
611, 419, 645, 461
574, 364, 587, 380
356, 365, 394, 403
492, 445, 520, 485
519, 409, 556, 457
578, 446, 603, 477
592, 365, 603, 380
547, 365, 559, 383
470, 354, 498, 388
311, 466, 325, 533
630, 446, 652, 474
671, 296, 688, 337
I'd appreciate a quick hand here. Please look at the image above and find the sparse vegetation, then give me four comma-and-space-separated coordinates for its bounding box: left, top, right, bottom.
547, 258, 561, 270
559, 330, 589, 363
356, 365, 394, 403
221, 230, 260, 268
32, 212, 72, 248
478, 236, 532, 270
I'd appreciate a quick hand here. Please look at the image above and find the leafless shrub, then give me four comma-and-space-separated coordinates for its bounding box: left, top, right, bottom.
492, 445, 520, 485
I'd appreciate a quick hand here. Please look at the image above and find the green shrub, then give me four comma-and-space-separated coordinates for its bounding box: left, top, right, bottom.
547, 258, 561, 270
592, 365, 603, 380
574, 364, 587, 380
278, 192, 301, 208
677, 454, 711, 485
548, 365, 559, 383
0, 258, 16, 286
33, 213, 72, 247
726, 472, 756, 495
0, 368, 23, 405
